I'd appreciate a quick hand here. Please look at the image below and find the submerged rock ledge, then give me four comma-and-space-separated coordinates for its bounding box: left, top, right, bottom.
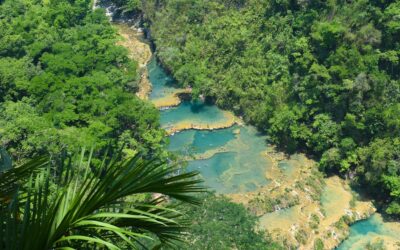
164, 111, 240, 135
152, 89, 191, 109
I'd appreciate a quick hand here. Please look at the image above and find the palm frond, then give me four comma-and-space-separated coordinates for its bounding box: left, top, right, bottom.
0, 150, 204, 250
0, 156, 47, 203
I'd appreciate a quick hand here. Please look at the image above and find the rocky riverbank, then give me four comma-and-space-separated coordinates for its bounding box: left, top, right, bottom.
115, 23, 152, 100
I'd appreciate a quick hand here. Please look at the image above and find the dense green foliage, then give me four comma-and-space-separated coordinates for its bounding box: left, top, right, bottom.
138, 0, 400, 216
105, 0, 141, 16
182, 194, 282, 250
0, 0, 166, 162
0, 151, 203, 249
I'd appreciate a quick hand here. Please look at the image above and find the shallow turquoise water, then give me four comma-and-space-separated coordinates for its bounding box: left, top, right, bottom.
186, 126, 272, 193
187, 152, 237, 192
337, 214, 399, 249
168, 127, 236, 155
148, 57, 177, 100
277, 161, 296, 179
148, 60, 271, 194
168, 125, 272, 193
148, 55, 399, 248
259, 205, 300, 229
160, 101, 228, 129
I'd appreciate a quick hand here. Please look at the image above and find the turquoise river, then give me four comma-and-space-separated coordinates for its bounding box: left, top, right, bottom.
147, 57, 399, 249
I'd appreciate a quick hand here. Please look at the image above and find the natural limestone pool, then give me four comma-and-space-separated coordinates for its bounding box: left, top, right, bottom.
185, 126, 272, 193
167, 126, 236, 156
148, 58, 273, 194
160, 101, 232, 132
148, 57, 177, 100
146, 56, 399, 249
337, 214, 400, 250
165, 117, 273, 193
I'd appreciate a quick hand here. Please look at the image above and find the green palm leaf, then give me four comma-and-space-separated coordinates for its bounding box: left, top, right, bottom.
0, 150, 204, 250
